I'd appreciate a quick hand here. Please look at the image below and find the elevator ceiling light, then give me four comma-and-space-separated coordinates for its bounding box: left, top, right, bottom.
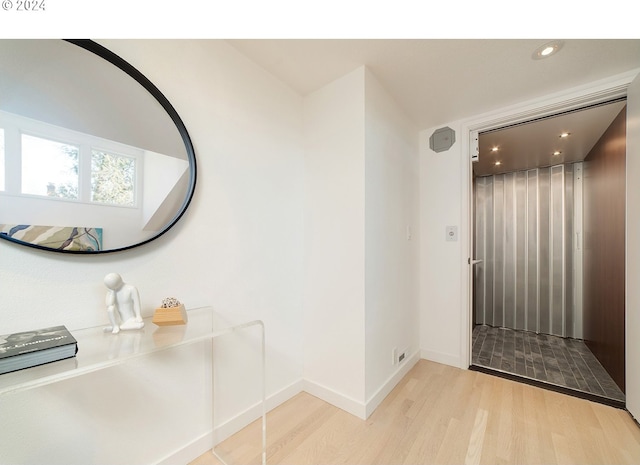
553, 151, 562, 156
560, 132, 571, 138
491, 147, 499, 152
532, 40, 564, 60
495, 161, 501, 166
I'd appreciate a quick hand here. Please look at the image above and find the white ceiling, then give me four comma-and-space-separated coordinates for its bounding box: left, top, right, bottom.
226, 39, 640, 130
227, 39, 639, 176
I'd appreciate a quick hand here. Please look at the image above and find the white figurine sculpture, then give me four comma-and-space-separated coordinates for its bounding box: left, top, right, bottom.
104, 272, 144, 334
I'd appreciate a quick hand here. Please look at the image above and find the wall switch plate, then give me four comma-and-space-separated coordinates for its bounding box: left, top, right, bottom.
446, 225, 458, 242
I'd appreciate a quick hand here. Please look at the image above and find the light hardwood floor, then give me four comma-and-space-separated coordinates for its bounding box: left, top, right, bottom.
190, 360, 640, 465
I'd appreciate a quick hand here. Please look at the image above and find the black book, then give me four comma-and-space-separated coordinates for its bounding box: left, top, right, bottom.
0, 325, 78, 375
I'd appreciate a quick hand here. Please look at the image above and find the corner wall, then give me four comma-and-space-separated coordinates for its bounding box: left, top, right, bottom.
364, 69, 420, 412
302, 67, 367, 414
302, 67, 420, 418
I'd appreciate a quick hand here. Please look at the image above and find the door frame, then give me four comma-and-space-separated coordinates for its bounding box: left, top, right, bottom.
458, 68, 639, 373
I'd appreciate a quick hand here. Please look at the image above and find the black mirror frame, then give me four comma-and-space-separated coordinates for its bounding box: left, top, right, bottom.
0, 39, 197, 254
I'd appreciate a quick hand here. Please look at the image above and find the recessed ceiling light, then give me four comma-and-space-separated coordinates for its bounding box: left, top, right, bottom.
532, 40, 564, 60
560, 132, 571, 138
495, 161, 501, 166
553, 151, 562, 156
491, 147, 499, 152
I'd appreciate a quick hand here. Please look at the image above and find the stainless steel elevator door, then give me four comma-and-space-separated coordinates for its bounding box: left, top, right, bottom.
474, 164, 577, 338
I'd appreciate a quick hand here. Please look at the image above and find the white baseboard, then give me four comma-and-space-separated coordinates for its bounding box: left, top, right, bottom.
155, 432, 212, 465
155, 379, 304, 465
302, 378, 368, 419
420, 348, 462, 368
158, 356, 426, 463
213, 378, 304, 445
365, 350, 420, 418
303, 352, 421, 420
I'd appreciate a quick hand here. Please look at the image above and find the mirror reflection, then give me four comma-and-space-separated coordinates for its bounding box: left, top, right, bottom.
0, 39, 196, 253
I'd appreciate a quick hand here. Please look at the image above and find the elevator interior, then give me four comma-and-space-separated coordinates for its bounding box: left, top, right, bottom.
470, 99, 627, 407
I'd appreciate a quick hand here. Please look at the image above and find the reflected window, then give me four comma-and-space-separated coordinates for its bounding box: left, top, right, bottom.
21, 134, 79, 199
0, 129, 4, 191
91, 149, 136, 206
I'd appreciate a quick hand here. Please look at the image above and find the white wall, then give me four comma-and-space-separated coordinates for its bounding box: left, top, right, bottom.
0, 39, 305, 464
625, 73, 640, 421
419, 122, 466, 368
302, 67, 367, 414
302, 67, 420, 419
364, 69, 420, 412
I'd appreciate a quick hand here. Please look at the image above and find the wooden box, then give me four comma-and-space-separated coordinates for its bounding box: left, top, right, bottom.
152, 303, 188, 326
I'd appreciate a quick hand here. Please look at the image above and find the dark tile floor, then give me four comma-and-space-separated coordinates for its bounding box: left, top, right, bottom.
472, 325, 625, 403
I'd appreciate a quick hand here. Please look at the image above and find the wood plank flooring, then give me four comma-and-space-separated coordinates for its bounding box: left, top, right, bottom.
190, 359, 640, 465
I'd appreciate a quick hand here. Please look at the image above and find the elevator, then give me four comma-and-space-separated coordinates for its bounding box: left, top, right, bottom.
470, 100, 627, 406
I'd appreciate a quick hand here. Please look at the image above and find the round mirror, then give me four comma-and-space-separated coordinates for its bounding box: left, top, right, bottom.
0, 39, 196, 253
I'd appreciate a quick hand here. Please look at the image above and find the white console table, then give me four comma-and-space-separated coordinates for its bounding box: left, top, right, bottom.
0, 306, 266, 465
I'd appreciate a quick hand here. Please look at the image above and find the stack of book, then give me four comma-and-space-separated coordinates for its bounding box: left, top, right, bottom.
0, 325, 78, 375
